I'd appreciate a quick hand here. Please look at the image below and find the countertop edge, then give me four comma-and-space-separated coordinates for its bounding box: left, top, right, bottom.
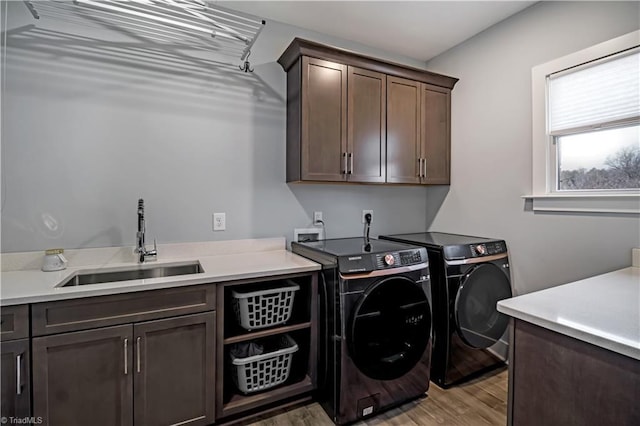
1, 247, 322, 306
1, 264, 321, 306
497, 302, 640, 361
497, 266, 640, 361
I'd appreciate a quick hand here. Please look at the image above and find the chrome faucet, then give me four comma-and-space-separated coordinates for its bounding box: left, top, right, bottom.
136, 198, 157, 263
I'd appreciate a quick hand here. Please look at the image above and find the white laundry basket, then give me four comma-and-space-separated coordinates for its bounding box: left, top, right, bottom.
231, 281, 300, 330
230, 334, 299, 394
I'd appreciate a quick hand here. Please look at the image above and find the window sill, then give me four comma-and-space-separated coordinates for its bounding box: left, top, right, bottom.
522, 193, 640, 215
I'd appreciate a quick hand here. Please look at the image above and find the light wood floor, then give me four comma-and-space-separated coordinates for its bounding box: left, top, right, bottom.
247, 368, 508, 426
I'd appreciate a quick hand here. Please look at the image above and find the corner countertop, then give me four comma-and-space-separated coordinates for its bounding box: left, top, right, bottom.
0, 238, 321, 306
497, 266, 640, 360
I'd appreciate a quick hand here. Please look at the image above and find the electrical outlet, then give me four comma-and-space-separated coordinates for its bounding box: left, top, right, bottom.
362, 210, 373, 223
313, 211, 323, 223
213, 213, 226, 231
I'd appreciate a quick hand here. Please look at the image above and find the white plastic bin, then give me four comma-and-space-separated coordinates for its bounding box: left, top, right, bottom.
230, 334, 299, 394
231, 281, 300, 330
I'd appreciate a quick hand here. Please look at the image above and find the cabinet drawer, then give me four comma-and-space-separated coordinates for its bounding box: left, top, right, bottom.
32, 285, 216, 336
1, 305, 29, 341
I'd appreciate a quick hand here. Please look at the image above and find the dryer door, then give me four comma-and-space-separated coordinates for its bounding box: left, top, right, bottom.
348, 276, 431, 380
454, 263, 512, 348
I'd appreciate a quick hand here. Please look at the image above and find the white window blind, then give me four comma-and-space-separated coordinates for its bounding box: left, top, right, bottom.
547, 49, 640, 135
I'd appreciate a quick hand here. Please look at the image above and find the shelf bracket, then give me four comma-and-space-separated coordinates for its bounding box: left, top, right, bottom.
239, 51, 254, 73
241, 20, 265, 62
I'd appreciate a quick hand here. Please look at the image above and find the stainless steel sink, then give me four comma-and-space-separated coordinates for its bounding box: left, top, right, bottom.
57, 261, 204, 287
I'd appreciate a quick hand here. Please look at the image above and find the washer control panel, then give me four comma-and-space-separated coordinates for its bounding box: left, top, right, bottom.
470, 241, 507, 257
375, 249, 426, 269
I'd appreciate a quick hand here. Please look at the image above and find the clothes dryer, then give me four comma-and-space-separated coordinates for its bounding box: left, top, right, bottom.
380, 232, 512, 387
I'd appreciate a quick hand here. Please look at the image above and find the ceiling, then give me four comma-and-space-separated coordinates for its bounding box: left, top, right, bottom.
218, 1, 537, 62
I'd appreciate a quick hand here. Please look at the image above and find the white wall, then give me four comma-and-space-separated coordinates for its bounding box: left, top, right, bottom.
3, 1, 638, 296
425, 1, 640, 295
0, 1, 430, 253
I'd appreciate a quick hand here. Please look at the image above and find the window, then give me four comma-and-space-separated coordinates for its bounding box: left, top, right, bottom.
550, 50, 639, 191
529, 30, 640, 214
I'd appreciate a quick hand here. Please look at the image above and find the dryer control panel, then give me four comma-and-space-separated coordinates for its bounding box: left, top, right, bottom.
442, 239, 507, 260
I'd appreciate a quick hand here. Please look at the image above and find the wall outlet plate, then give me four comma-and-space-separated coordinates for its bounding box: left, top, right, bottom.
294, 228, 323, 243
213, 213, 226, 231
313, 211, 323, 223
362, 210, 373, 223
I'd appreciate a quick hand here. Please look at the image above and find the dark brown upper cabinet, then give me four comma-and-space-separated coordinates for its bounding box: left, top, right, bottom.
279, 38, 458, 185
286, 57, 386, 183
387, 76, 421, 184
299, 56, 347, 182
348, 66, 386, 183
387, 78, 452, 184
421, 83, 451, 184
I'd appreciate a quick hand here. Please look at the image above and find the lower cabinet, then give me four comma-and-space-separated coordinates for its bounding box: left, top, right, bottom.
1, 338, 31, 419
32, 312, 215, 426
134, 314, 215, 426
509, 319, 640, 426
6, 275, 316, 425
33, 325, 133, 426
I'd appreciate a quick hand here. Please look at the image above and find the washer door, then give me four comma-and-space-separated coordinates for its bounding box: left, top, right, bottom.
348, 276, 431, 381
454, 263, 512, 348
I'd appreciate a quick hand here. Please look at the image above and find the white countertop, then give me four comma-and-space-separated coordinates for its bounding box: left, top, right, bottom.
0, 238, 320, 306
497, 266, 640, 360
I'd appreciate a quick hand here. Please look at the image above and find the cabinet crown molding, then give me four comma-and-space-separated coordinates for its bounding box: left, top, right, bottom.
277, 38, 458, 90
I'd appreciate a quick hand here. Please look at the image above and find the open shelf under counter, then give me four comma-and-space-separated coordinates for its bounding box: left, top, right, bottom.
221, 375, 314, 418
223, 321, 312, 345
215, 271, 318, 422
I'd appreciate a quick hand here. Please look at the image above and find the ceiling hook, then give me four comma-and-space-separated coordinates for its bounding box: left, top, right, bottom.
239, 50, 254, 73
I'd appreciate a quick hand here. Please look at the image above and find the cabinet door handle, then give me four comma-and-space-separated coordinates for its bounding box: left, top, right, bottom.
124, 338, 128, 375
342, 152, 348, 174
16, 354, 22, 395
348, 153, 353, 175
417, 158, 422, 177
422, 158, 427, 178
136, 337, 141, 373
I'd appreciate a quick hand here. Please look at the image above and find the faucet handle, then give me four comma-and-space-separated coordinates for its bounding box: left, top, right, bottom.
147, 239, 158, 259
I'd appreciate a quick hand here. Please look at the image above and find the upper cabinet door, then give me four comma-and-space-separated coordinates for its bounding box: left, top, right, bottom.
347, 67, 386, 183
301, 57, 347, 181
386, 76, 421, 184
421, 84, 451, 184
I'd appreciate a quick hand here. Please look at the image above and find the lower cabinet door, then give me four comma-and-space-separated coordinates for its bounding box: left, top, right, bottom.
133, 312, 216, 426
1, 338, 31, 419
32, 325, 134, 426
